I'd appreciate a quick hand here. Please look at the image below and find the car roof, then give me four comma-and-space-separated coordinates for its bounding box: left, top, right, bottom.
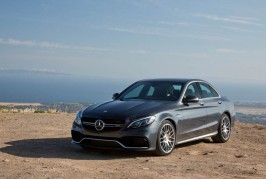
138, 78, 206, 84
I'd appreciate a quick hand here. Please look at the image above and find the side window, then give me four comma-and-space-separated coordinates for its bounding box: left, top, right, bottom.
198, 83, 219, 98
185, 83, 201, 98
147, 86, 155, 96
173, 85, 182, 91
172, 84, 182, 99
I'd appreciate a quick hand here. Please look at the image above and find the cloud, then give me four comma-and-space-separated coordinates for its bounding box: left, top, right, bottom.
156, 52, 209, 58
0, 68, 70, 76
221, 26, 256, 33
229, 16, 259, 22
106, 26, 164, 36
0, 38, 110, 52
128, 50, 147, 54
106, 26, 230, 41
197, 35, 231, 41
156, 21, 191, 27
216, 48, 245, 54
216, 48, 258, 55
194, 14, 264, 26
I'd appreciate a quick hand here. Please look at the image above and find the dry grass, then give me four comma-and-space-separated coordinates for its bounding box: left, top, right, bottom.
0, 108, 63, 114
0, 102, 42, 107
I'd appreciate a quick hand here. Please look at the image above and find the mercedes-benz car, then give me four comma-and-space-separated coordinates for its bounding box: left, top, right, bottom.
71, 79, 235, 156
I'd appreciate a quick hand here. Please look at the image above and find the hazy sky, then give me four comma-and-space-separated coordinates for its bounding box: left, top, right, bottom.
0, 0, 266, 84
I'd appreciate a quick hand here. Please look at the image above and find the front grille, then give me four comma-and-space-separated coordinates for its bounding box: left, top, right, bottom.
81, 117, 125, 132
81, 139, 122, 149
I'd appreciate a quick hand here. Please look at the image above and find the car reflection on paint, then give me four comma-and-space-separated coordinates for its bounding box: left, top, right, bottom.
71, 78, 235, 156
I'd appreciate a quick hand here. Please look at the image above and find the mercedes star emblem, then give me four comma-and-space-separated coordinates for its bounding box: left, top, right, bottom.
95, 119, 105, 131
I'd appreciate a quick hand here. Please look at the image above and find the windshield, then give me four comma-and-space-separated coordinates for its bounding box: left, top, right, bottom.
119, 81, 184, 101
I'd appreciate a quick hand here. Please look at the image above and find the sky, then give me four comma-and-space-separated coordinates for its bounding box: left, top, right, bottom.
0, 0, 266, 85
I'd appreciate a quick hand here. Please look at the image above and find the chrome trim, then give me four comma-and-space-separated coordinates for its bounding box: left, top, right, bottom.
82, 122, 94, 126
82, 122, 124, 127
176, 132, 218, 145
179, 80, 221, 104
95, 119, 105, 131
71, 138, 148, 149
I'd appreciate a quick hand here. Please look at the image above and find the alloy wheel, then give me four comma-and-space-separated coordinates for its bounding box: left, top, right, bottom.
159, 123, 175, 154
221, 116, 231, 140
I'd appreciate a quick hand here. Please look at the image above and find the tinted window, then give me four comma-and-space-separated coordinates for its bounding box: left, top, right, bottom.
198, 82, 219, 98
147, 86, 155, 96
122, 85, 144, 99
185, 83, 201, 98
119, 81, 184, 101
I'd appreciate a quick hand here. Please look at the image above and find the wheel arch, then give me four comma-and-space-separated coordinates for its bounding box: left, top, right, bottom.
160, 117, 176, 132
223, 111, 231, 122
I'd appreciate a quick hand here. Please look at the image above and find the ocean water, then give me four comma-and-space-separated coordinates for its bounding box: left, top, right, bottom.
0, 73, 266, 103
0, 73, 128, 103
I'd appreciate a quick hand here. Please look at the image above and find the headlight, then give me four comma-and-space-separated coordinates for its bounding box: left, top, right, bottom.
74, 110, 83, 125
127, 116, 156, 128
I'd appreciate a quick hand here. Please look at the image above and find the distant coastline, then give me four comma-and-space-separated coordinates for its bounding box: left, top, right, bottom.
0, 102, 42, 106
1, 101, 265, 125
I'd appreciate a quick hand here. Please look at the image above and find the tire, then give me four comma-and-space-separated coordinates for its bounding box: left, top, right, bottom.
154, 120, 176, 156
212, 114, 231, 143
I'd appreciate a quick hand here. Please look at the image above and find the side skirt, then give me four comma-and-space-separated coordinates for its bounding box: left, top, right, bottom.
176, 132, 218, 145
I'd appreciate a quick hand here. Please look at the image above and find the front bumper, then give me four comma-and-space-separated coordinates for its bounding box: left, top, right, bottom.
71, 121, 159, 151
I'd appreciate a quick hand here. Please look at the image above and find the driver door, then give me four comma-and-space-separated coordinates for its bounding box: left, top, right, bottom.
176, 82, 207, 142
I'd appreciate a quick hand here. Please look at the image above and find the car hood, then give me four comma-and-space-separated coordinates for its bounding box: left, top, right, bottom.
82, 100, 175, 119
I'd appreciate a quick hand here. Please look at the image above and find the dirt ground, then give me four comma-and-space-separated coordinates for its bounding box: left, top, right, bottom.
0, 112, 265, 179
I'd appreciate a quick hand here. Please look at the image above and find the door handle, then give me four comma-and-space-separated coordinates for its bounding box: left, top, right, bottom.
218, 101, 222, 104
200, 102, 205, 106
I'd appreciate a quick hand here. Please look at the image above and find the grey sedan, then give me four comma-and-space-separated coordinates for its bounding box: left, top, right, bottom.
71, 79, 235, 156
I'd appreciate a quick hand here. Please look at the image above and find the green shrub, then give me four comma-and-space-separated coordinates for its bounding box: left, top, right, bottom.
34, 109, 45, 113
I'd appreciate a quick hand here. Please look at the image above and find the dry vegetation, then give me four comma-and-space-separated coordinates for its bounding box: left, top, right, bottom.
0, 112, 265, 179
0, 102, 42, 107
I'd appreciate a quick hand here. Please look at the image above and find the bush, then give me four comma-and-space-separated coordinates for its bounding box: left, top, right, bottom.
34, 109, 45, 113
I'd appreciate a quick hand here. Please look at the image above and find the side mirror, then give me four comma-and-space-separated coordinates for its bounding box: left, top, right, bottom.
112, 93, 120, 100
183, 95, 199, 104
